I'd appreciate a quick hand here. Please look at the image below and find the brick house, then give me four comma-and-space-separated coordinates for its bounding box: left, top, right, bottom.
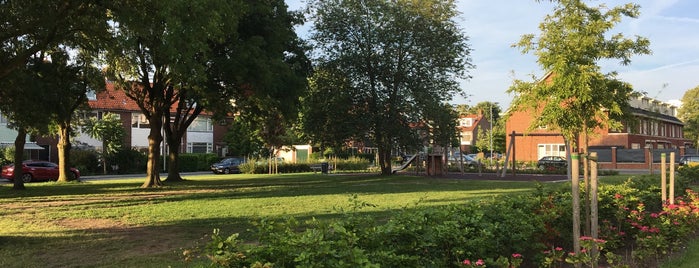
505, 94, 690, 164
457, 112, 491, 153
32, 82, 232, 162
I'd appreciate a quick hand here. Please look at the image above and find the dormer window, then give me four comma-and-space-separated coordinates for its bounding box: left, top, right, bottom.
460, 118, 473, 127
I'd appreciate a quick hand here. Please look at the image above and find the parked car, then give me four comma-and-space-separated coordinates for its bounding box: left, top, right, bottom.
679, 155, 699, 167
210, 157, 245, 174
1, 160, 80, 182
537, 156, 567, 170
448, 154, 481, 169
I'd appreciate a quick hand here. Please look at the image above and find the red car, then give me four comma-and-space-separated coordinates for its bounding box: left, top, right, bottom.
1, 160, 80, 183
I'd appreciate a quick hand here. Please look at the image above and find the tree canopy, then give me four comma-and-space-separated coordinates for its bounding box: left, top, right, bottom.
307, 0, 473, 175
679, 85, 699, 147
105, 0, 308, 187
509, 0, 650, 147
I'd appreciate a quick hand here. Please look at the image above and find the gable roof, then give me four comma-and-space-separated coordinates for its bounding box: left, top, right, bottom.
88, 82, 140, 111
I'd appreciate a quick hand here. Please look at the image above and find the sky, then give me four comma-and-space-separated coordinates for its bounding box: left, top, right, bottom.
285, 0, 699, 109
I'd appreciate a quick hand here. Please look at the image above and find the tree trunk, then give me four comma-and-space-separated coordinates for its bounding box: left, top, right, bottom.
165, 133, 183, 182
56, 122, 75, 182
142, 115, 163, 188
12, 128, 26, 190
378, 143, 392, 175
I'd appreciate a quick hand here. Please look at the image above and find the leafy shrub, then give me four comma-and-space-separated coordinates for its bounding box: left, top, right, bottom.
677, 165, 699, 183
198, 174, 699, 267
179, 153, 219, 172
110, 148, 147, 174
70, 149, 100, 175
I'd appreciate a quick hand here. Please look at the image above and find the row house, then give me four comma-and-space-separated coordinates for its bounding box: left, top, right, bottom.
22, 82, 232, 162
78, 82, 231, 157
505, 94, 690, 163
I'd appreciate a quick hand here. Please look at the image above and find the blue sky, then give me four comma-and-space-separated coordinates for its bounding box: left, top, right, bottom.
285, 0, 699, 109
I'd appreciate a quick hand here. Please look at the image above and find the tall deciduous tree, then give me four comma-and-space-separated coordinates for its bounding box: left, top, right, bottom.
35, 48, 105, 182
0, 54, 54, 189
106, 0, 308, 187
509, 0, 650, 259
679, 86, 699, 148
308, 0, 472, 175
0, 1, 108, 79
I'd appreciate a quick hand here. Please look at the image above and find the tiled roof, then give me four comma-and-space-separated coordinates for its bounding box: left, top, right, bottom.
89, 82, 204, 114
88, 82, 140, 111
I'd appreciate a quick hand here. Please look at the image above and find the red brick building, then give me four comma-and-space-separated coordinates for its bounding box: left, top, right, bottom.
457, 113, 491, 153
34, 82, 232, 162
505, 95, 690, 163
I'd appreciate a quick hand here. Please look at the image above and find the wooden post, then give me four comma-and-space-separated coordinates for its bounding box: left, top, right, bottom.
590, 152, 599, 268
670, 152, 676, 205
661, 153, 666, 203
571, 153, 581, 260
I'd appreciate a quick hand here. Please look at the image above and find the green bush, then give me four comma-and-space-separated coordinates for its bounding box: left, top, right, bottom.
70, 149, 100, 175
200, 174, 699, 267
677, 165, 699, 183
110, 148, 147, 174
178, 153, 219, 172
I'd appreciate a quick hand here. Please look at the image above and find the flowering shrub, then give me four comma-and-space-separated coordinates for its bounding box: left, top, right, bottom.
197, 176, 699, 267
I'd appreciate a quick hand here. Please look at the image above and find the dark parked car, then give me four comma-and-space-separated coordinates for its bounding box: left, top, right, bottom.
537, 156, 567, 170
210, 157, 245, 174
1, 160, 80, 182
679, 155, 699, 167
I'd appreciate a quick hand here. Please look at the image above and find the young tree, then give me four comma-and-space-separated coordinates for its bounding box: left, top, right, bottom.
509, 0, 650, 259
308, 0, 473, 175
82, 113, 126, 174
678, 85, 699, 148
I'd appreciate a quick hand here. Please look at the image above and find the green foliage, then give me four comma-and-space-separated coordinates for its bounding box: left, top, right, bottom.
178, 154, 219, 172
509, 0, 650, 146
110, 148, 147, 174
678, 85, 699, 147
308, 0, 473, 174
70, 149, 100, 175
200, 174, 699, 267
677, 165, 699, 184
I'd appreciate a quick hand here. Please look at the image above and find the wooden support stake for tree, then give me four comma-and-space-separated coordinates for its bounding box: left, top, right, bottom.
670, 152, 676, 205
661, 153, 667, 203
590, 152, 599, 268
571, 153, 581, 259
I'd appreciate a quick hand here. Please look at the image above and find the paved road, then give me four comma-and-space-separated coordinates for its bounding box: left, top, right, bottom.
0, 171, 211, 185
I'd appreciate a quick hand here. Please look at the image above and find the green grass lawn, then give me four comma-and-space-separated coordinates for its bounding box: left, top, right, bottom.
0, 172, 695, 267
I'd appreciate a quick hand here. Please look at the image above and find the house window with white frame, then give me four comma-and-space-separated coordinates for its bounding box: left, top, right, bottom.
187, 117, 213, 132
460, 118, 473, 127
537, 144, 566, 159
131, 113, 150, 128
187, 142, 212, 153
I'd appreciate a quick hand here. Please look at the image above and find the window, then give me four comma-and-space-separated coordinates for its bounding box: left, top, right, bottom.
131, 113, 150, 128
188, 117, 213, 132
0, 113, 8, 125
86, 89, 97, 100
537, 144, 566, 159
631, 143, 641, 149
461, 131, 473, 145
187, 142, 212, 153
460, 118, 472, 127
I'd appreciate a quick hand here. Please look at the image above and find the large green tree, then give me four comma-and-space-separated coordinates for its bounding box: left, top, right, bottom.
308, 0, 472, 175
106, 0, 308, 187
679, 86, 699, 147
509, 0, 650, 258
0, 1, 108, 79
